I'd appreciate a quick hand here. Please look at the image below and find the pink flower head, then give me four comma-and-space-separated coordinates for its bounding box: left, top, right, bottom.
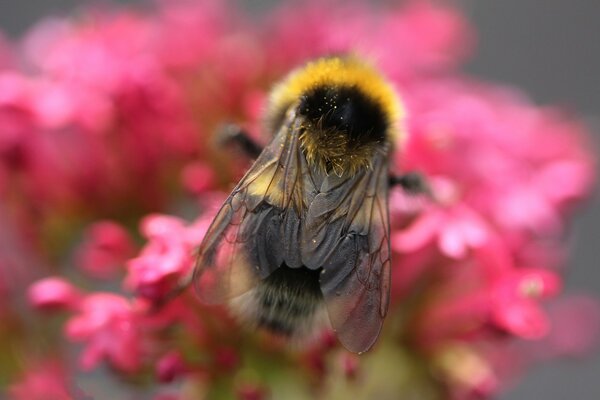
400, 78, 594, 238
412, 255, 563, 346
265, 0, 473, 81
0, 1, 595, 398
28, 277, 81, 311
65, 293, 143, 372
371, 0, 475, 80
389, 74, 594, 355
0, 73, 37, 171
340, 352, 360, 380
489, 268, 562, 339
125, 214, 209, 301
392, 201, 490, 259
8, 360, 74, 400
76, 221, 136, 279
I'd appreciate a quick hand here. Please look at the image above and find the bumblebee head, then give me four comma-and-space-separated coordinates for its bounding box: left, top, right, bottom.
267, 56, 404, 176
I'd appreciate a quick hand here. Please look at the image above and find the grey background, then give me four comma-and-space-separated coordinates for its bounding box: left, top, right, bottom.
1, 0, 598, 398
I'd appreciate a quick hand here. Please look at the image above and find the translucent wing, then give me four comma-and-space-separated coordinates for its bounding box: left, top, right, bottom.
303, 153, 391, 353
194, 107, 391, 354
193, 111, 313, 304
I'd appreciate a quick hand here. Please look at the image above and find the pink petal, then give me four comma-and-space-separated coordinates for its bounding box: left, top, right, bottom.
493, 299, 550, 339
140, 214, 186, 240
438, 223, 467, 259
391, 210, 442, 252
27, 277, 80, 311
517, 269, 562, 299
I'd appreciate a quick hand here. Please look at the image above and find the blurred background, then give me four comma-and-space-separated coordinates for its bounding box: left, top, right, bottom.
0, 0, 598, 398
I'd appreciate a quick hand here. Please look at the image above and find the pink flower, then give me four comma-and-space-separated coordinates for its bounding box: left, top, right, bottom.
390, 76, 594, 351
339, 352, 360, 380
264, 0, 473, 81
76, 221, 136, 279
0, 1, 595, 398
125, 214, 210, 301
372, 0, 475, 80
156, 351, 188, 383
8, 360, 75, 400
489, 268, 561, 339
400, 78, 594, 238
0, 73, 38, 170
65, 293, 143, 372
28, 277, 81, 311
416, 264, 562, 347
392, 201, 490, 259
181, 161, 215, 195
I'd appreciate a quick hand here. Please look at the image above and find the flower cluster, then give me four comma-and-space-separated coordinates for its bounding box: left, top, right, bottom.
2, 1, 597, 399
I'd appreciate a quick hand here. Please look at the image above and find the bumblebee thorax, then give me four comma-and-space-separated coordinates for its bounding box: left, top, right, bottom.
267, 56, 403, 176
297, 84, 390, 176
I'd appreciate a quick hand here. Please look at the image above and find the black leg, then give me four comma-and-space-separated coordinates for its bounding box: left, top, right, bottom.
389, 172, 431, 197
216, 123, 263, 159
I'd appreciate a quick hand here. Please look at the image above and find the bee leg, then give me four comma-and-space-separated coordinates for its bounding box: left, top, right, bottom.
389, 172, 431, 197
216, 123, 263, 159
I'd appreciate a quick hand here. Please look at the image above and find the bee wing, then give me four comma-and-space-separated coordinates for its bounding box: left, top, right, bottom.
193, 113, 310, 304
304, 153, 391, 353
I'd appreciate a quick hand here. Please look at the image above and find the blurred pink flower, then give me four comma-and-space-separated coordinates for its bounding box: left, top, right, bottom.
0, 0, 596, 398
125, 214, 210, 301
340, 352, 360, 380
392, 202, 490, 259
156, 351, 188, 383
28, 277, 81, 311
76, 220, 136, 279
65, 293, 143, 372
264, 0, 473, 81
388, 76, 595, 355
8, 360, 74, 400
489, 268, 561, 339
400, 78, 594, 238
1, 5, 224, 221
372, 0, 475, 80
413, 252, 563, 347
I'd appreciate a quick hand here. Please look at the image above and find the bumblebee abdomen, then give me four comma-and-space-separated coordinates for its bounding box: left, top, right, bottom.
232, 264, 326, 339
256, 265, 323, 336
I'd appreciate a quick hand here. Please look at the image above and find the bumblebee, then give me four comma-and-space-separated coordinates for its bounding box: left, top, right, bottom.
191, 56, 427, 353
